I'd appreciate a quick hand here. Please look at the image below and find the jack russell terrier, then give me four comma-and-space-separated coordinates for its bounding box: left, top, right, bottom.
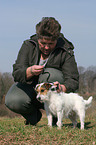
35, 82, 93, 129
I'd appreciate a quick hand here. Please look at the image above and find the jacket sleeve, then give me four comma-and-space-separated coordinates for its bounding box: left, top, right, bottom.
62, 50, 79, 92
12, 41, 30, 83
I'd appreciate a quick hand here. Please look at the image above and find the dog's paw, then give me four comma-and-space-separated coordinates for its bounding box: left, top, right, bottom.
80, 126, 84, 130
56, 122, 62, 129
47, 124, 52, 128
57, 126, 62, 129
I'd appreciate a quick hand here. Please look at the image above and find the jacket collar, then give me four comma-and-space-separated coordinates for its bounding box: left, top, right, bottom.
56, 33, 74, 51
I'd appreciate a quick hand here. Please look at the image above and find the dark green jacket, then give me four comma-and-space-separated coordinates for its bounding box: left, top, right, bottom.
12, 34, 79, 92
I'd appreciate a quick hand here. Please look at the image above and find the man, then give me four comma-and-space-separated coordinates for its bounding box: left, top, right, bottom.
5, 17, 79, 125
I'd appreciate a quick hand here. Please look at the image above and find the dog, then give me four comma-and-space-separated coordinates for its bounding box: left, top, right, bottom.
35, 82, 93, 129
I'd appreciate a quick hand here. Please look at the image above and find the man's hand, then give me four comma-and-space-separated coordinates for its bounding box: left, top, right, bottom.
31, 65, 44, 76
54, 81, 67, 93
26, 65, 44, 80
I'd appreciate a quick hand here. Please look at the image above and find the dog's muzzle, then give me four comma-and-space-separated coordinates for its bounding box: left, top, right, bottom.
36, 94, 43, 103
37, 96, 41, 101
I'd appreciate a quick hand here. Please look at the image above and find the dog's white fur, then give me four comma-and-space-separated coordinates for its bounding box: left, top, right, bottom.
35, 83, 93, 129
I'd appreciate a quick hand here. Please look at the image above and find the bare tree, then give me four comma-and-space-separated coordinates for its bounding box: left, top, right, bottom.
79, 66, 96, 95
0, 72, 14, 103
78, 66, 86, 74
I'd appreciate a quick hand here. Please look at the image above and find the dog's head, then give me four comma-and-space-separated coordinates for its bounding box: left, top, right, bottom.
35, 82, 57, 102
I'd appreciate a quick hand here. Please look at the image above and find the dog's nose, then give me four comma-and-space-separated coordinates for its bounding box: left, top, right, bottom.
37, 97, 41, 101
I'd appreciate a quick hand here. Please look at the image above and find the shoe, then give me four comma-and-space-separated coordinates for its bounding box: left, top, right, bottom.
24, 120, 30, 125
24, 109, 42, 125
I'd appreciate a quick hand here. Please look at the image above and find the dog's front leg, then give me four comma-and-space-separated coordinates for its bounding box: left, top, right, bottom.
57, 111, 63, 129
44, 102, 52, 127
47, 113, 52, 127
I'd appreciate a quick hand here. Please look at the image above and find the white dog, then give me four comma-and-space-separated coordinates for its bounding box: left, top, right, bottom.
35, 83, 93, 129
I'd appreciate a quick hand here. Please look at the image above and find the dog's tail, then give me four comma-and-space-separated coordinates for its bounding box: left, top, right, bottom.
84, 96, 93, 109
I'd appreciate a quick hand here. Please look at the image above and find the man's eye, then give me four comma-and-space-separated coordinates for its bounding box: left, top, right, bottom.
41, 89, 44, 92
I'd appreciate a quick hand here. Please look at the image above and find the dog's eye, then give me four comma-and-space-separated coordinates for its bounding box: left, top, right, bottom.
41, 89, 45, 92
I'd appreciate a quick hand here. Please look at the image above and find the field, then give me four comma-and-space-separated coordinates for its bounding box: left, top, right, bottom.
0, 100, 96, 145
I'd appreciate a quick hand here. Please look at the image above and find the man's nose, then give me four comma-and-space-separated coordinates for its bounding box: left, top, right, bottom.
45, 45, 49, 49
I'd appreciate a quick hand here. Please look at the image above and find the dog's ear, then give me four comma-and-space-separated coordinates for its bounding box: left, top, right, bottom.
50, 85, 57, 91
56, 84, 59, 90
35, 84, 40, 91
43, 83, 52, 90
53, 82, 59, 90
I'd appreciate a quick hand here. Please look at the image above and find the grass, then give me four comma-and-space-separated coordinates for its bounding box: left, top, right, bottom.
0, 101, 96, 145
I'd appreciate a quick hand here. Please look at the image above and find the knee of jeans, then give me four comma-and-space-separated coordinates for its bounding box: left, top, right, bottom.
5, 96, 20, 113
5, 94, 30, 114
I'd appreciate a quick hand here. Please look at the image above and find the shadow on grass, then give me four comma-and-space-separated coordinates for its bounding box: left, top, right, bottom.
62, 121, 94, 130
37, 121, 94, 130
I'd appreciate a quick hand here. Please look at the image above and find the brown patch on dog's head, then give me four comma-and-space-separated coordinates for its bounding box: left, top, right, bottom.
42, 83, 52, 90
35, 83, 53, 96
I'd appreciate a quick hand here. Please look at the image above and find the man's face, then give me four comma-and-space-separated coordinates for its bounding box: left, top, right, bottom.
38, 38, 57, 56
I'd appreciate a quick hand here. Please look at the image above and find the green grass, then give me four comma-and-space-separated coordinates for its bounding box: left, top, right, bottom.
0, 100, 96, 145
0, 112, 96, 145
